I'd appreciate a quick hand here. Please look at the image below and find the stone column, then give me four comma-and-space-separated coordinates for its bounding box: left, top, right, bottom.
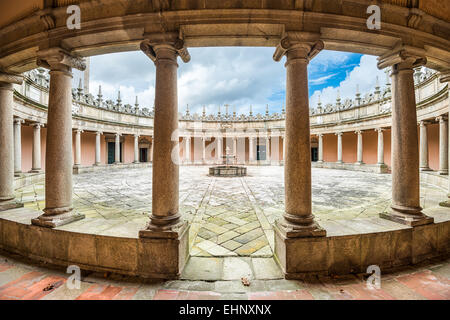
30, 123, 43, 173
13, 117, 24, 176
185, 135, 191, 164
249, 136, 254, 163
419, 121, 431, 171
437, 116, 448, 175
139, 34, 190, 237
114, 133, 121, 164
336, 132, 343, 163
134, 134, 140, 163
150, 137, 154, 162
74, 129, 83, 167
265, 135, 271, 163
0, 72, 23, 211
376, 128, 385, 164
377, 47, 432, 226
95, 131, 102, 165
282, 135, 286, 163
216, 135, 222, 164
273, 34, 325, 239
32, 48, 86, 227
356, 130, 363, 164
318, 134, 323, 163
202, 136, 206, 164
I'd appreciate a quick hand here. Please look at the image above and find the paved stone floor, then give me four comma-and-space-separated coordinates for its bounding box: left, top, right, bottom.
14, 166, 447, 257
0, 253, 448, 300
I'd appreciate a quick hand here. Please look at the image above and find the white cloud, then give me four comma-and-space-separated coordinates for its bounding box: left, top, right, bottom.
309, 55, 388, 108
309, 73, 338, 85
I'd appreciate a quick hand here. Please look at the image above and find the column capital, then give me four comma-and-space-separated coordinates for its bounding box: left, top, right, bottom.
134, 134, 140, 138
13, 117, 24, 125
140, 32, 190, 64
37, 48, 86, 73
115, 132, 122, 137
273, 31, 323, 63
419, 120, 430, 126
74, 128, 83, 134
436, 115, 448, 123
377, 45, 426, 71
375, 127, 385, 133
355, 130, 362, 135
31, 122, 44, 129
335, 132, 343, 136
0, 72, 23, 86
96, 131, 103, 135
317, 133, 323, 138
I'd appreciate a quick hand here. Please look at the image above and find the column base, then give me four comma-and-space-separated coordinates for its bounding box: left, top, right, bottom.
380, 208, 434, 227
420, 167, 433, 172
94, 162, 101, 166
275, 217, 326, 238
138, 220, 189, 279
274, 221, 328, 279
133, 161, 140, 164
438, 170, 448, 175
29, 169, 43, 173
14, 172, 23, 177
336, 161, 343, 164
31, 210, 85, 228
354, 161, 364, 165
0, 199, 24, 212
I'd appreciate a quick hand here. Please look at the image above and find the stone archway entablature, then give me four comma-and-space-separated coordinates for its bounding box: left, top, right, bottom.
0, 0, 449, 74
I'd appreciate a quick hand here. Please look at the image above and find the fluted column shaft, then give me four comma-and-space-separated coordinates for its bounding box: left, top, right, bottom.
336, 132, 343, 163
13, 118, 23, 174
419, 121, 430, 170
95, 132, 101, 165
0, 73, 23, 208
31, 123, 43, 172
318, 134, 323, 162
437, 116, 448, 175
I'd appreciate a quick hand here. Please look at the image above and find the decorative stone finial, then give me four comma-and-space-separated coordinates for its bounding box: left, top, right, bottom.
135, 96, 139, 108
265, 104, 269, 116
202, 105, 206, 118
249, 105, 253, 116
186, 104, 190, 116
117, 90, 122, 106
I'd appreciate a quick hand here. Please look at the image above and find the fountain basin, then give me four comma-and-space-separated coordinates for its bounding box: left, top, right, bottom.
209, 166, 247, 177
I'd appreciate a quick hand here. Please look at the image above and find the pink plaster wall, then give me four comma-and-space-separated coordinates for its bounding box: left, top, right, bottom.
342, 132, 357, 163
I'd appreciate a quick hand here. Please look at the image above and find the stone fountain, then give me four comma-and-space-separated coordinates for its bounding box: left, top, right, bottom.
209, 147, 247, 177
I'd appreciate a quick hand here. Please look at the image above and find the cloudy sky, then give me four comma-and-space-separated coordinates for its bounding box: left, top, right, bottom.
73, 48, 388, 116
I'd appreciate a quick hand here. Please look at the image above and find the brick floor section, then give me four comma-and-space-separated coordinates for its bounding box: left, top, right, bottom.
0, 257, 449, 300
